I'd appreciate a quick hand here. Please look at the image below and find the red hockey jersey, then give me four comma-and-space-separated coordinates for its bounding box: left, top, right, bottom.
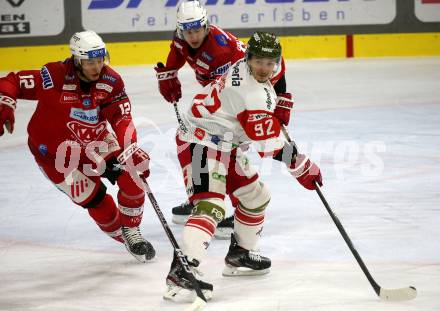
166, 24, 286, 88
0, 58, 135, 163
166, 24, 246, 86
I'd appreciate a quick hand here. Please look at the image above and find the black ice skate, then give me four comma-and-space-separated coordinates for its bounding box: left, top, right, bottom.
222, 234, 271, 276
171, 201, 193, 224
164, 254, 213, 301
121, 226, 156, 263
214, 215, 234, 240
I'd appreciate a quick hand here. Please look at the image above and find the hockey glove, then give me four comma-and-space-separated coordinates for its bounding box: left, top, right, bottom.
0, 94, 16, 136
155, 62, 182, 103
274, 93, 293, 126
117, 143, 151, 179
289, 154, 322, 190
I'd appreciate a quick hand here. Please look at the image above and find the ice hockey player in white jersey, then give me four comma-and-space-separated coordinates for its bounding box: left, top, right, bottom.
164, 32, 322, 301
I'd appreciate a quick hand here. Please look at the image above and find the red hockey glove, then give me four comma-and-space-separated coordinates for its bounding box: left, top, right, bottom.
117, 143, 150, 179
289, 154, 322, 190
274, 93, 293, 126
155, 62, 182, 103
0, 94, 16, 136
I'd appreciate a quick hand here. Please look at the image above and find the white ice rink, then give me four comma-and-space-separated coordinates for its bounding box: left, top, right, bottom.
1, 57, 439, 311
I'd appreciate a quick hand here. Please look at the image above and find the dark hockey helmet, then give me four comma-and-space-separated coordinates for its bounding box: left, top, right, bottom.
246, 31, 282, 60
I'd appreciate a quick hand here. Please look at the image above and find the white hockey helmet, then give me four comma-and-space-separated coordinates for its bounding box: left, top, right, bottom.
69, 30, 108, 64
176, 0, 208, 31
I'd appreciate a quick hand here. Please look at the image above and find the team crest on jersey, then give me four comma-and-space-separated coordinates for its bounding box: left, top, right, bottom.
82, 97, 92, 107
40, 66, 53, 89
214, 34, 228, 47
67, 121, 106, 144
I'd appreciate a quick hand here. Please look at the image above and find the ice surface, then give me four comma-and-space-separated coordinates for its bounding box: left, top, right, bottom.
1, 57, 439, 310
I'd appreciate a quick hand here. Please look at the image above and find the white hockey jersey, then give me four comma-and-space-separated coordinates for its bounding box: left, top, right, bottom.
179, 59, 286, 156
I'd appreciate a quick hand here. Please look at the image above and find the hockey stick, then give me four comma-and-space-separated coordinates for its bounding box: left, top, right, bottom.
173, 101, 189, 134
141, 178, 207, 310
313, 183, 417, 301
281, 126, 417, 301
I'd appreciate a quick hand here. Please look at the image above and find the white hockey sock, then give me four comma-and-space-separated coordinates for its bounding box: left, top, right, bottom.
234, 204, 265, 250
182, 214, 216, 261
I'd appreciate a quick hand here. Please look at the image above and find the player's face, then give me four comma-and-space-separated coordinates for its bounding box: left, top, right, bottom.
81, 57, 105, 82
182, 27, 206, 49
248, 57, 278, 83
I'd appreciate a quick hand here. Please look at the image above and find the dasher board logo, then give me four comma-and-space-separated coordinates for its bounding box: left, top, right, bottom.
83, 0, 396, 33
0, 13, 30, 35
6, 0, 26, 7
0, 0, 64, 38
416, 0, 440, 22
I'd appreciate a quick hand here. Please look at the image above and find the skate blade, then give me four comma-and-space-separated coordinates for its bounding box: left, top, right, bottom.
164, 284, 213, 301
172, 215, 189, 225
214, 227, 233, 240
222, 265, 270, 277
124, 244, 156, 263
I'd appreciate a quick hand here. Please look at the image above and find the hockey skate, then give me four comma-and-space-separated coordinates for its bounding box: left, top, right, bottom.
214, 215, 234, 239
164, 254, 213, 301
121, 226, 156, 263
171, 201, 193, 224
222, 234, 271, 276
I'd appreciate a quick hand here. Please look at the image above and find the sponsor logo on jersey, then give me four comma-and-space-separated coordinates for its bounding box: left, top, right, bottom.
194, 128, 206, 140
95, 91, 108, 101
174, 41, 183, 50
40, 66, 53, 89
196, 59, 209, 70
263, 87, 273, 110
231, 65, 242, 86
70, 107, 100, 125
214, 34, 228, 47
61, 92, 79, 104
96, 83, 113, 93
62, 84, 77, 91
102, 74, 116, 83
70, 178, 91, 200
247, 112, 272, 122
67, 121, 106, 144
202, 52, 213, 62
211, 62, 231, 77
64, 74, 75, 81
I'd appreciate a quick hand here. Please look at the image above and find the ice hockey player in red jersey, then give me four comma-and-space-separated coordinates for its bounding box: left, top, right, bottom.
155, 0, 294, 238
162, 31, 322, 303
0, 31, 155, 262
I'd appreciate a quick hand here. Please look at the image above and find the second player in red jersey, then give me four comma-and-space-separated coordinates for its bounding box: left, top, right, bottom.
0, 31, 155, 263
